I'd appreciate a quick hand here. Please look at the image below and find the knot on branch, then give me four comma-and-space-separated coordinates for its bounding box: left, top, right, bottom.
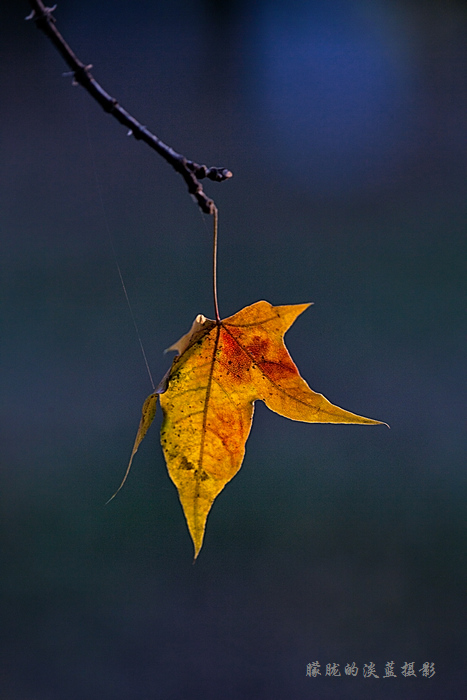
26, 3, 57, 23
206, 167, 233, 182
72, 64, 93, 85
186, 162, 233, 182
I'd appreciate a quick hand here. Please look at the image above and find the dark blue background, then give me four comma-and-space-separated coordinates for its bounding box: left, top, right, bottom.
1, 1, 466, 698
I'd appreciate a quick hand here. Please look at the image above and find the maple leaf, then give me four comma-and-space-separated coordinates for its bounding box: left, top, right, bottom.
125, 301, 385, 558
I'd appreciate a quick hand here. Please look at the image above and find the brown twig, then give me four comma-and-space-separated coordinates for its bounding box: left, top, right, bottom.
26, 1, 232, 215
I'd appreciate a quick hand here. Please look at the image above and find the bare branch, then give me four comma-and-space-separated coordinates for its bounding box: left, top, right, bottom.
26, 0, 232, 215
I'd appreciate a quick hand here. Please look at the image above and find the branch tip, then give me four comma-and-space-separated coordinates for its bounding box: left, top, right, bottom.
27, 0, 232, 214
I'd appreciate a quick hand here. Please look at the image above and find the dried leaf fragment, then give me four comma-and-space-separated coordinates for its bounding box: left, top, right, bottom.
107, 392, 158, 503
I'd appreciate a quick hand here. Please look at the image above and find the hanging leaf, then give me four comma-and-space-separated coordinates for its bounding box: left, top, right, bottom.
126, 300, 385, 558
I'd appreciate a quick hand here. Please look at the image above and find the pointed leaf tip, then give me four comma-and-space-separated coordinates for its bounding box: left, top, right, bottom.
108, 393, 158, 503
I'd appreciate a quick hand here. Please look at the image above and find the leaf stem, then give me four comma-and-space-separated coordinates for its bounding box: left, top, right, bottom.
212, 206, 221, 323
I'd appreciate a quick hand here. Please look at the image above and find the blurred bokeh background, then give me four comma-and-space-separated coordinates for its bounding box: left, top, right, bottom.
1, 1, 466, 698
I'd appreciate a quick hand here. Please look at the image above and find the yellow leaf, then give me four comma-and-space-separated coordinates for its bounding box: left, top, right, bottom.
157, 301, 385, 558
